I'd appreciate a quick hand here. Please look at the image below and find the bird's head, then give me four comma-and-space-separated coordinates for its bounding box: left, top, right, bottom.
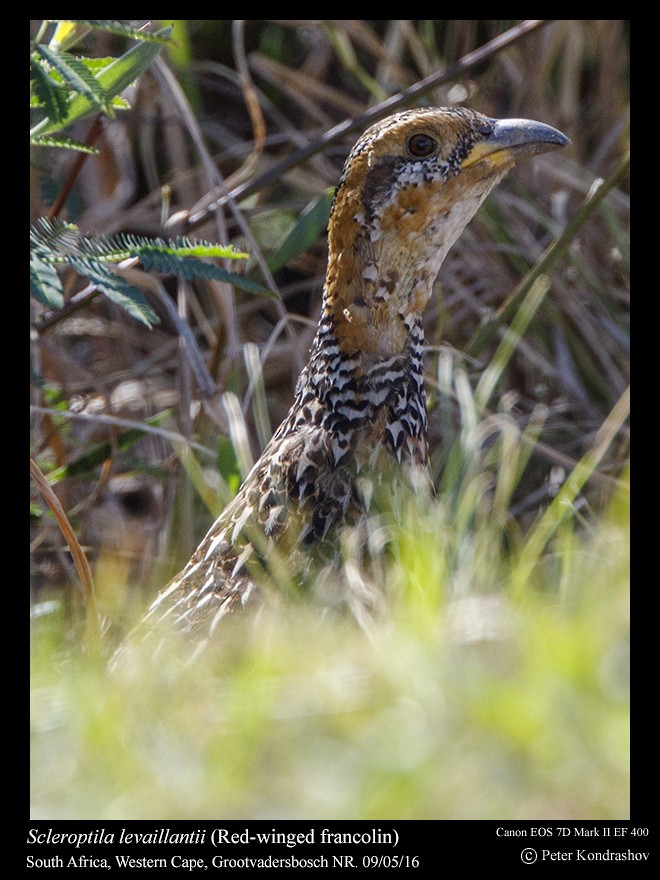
324, 106, 569, 355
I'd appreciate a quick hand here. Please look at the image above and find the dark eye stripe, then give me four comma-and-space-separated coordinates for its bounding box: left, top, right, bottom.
408, 133, 437, 157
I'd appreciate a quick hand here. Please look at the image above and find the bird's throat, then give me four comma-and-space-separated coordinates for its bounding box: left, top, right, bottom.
322, 241, 434, 357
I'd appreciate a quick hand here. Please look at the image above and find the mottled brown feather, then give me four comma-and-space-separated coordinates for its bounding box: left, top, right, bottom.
129, 107, 568, 647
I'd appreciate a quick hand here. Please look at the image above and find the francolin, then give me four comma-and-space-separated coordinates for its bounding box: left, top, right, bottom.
139, 106, 569, 646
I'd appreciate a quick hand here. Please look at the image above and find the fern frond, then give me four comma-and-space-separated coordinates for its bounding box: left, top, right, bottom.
67, 256, 158, 327
32, 27, 170, 138
78, 232, 273, 296
29, 57, 69, 124
30, 218, 79, 256
41, 56, 130, 109
30, 134, 98, 153
121, 237, 273, 295
75, 57, 136, 107
78, 233, 249, 263
30, 219, 271, 326
30, 251, 64, 308
54, 20, 173, 44
151, 255, 274, 295
34, 44, 113, 116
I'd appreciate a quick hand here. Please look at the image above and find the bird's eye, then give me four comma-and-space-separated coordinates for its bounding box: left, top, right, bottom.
407, 133, 437, 158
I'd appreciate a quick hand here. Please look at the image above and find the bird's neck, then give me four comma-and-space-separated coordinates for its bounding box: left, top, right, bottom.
295, 178, 473, 470
320, 243, 434, 361
302, 299, 429, 470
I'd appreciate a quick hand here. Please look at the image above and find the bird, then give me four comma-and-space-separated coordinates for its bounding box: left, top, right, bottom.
136, 106, 569, 646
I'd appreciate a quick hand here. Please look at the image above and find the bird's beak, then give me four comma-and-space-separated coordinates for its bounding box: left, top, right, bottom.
461, 117, 570, 169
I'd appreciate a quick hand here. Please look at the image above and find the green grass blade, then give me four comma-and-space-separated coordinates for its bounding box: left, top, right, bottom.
173, 440, 228, 517
474, 275, 550, 412
266, 190, 334, 273
222, 392, 255, 480
511, 386, 630, 595
244, 343, 273, 450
